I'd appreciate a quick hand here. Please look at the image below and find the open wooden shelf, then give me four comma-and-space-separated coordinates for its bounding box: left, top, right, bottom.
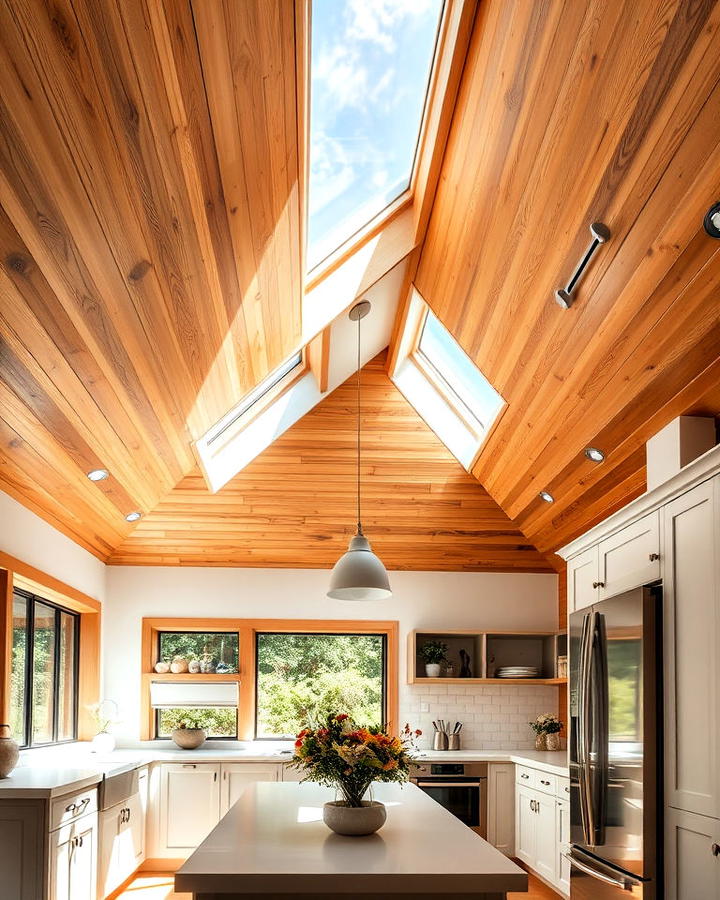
143, 672, 241, 682
415, 676, 567, 686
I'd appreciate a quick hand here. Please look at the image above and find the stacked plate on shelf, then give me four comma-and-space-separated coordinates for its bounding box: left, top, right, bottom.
494, 666, 540, 679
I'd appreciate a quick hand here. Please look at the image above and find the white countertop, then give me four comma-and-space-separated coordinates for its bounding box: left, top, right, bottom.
0, 744, 568, 798
176, 781, 528, 896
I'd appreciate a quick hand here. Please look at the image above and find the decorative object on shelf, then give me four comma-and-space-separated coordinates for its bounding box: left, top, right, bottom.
188, 659, 201, 674
444, 661, 455, 677
529, 713, 562, 751
154, 660, 170, 674
459, 649, 472, 678
290, 714, 418, 835
89, 699, 121, 754
557, 655, 568, 679
327, 301, 391, 602
496, 666, 540, 679
170, 656, 189, 674
419, 640, 448, 678
0, 724, 19, 778
172, 717, 207, 750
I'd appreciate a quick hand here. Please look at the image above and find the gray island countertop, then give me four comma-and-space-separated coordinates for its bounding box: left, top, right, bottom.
175, 781, 527, 899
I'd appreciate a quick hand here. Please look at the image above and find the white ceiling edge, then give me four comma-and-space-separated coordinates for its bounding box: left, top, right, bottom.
205, 259, 407, 492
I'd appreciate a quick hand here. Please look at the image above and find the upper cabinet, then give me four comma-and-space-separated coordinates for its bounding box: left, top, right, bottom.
567, 547, 600, 613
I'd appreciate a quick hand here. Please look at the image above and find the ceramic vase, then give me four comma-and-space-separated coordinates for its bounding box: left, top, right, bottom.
545, 732, 561, 751
0, 724, 19, 778
172, 727, 207, 750
424, 663, 441, 677
91, 732, 116, 754
323, 800, 387, 836
534, 733, 547, 751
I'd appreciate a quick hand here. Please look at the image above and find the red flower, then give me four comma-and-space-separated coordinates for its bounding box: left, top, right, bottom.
415, 729, 422, 737
294, 739, 304, 748
335, 714, 349, 721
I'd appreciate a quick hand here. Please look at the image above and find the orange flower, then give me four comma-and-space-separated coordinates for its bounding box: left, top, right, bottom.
382, 759, 398, 771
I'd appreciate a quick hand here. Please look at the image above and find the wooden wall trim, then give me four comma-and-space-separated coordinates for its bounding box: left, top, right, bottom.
0, 552, 101, 613
0, 569, 12, 723
141, 617, 400, 741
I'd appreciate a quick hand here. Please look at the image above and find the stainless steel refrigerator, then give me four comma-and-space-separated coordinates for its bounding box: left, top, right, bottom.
568, 586, 662, 898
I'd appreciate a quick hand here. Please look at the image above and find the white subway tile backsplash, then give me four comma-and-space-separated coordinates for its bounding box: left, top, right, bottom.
400, 683, 558, 750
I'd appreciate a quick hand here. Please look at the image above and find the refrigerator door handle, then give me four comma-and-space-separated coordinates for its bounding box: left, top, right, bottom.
590, 612, 609, 846
578, 611, 596, 845
564, 851, 641, 890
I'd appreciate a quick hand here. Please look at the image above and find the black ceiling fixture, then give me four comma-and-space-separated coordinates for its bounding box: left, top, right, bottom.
703, 202, 720, 239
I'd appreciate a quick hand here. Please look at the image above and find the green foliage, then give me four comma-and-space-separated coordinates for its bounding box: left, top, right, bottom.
256, 634, 384, 738
158, 707, 237, 737
158, 632, 238, 673
419, 640, 448, 664
529, 713, 562, 735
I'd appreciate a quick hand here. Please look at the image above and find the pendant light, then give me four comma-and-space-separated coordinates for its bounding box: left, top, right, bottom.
327, 301, 392, 601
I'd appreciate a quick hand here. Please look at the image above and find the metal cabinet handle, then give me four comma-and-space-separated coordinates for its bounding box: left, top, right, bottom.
712, 843, 720, 857
649, 552, 660, 562
564, 852, 640, 888
541, 779, 551, 786
127, 807, 131, 822
214, 771, 218, 782
592, 581, 605, 589
65, 802, 77, 813
521, 773, 530, 779
182, 764, 197, 769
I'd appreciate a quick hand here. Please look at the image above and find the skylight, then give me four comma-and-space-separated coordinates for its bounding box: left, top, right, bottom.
417, 310, 505, 432
306, 0, 444, 270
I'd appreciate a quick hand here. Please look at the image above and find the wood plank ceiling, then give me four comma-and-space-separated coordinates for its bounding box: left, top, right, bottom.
414, 0, 720, 553
0, 0, 301, 556
109, 352, 553, 570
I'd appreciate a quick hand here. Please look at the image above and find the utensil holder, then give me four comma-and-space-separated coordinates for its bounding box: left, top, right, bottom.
447, 733, 460, 751
432, 732, 449, 751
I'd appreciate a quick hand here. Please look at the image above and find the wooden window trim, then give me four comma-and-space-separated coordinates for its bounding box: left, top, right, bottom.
141, 618, 399, 741
0, 552, 101, 741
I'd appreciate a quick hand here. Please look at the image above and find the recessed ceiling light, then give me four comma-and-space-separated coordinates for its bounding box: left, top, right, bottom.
125, 511, 142, 523
539, 491, 554, 503
87, 468, 109, 482
585, 447, 605, 463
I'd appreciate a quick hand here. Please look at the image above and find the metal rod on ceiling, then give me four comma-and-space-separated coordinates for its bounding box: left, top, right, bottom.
554, 222, 610, 309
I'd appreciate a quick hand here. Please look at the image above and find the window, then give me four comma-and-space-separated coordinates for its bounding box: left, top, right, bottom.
416, 309, 505, 435
156, 708, 238, 740
255, 632, 386, 739
10, 589, 79, 748
307, 0, 444, 269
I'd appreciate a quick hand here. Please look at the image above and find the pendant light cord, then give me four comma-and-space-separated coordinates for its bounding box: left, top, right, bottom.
356, 310, 362, 536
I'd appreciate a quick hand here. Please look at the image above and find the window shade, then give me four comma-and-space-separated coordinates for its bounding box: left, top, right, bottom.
150, 681, 238, 709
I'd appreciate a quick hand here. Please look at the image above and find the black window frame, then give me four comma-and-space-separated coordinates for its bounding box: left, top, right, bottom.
11, 588, 80, 750
254, 631, 388, 740
153, 629, 240, 741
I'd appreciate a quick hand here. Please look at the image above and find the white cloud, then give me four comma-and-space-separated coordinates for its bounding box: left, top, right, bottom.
346, 0, 433, 52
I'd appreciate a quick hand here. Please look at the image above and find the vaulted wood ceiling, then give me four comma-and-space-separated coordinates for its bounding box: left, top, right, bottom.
414, 0, 720, 553
0, 0, 301, 555
1, 0, 719, 568
109, 352, 552, 570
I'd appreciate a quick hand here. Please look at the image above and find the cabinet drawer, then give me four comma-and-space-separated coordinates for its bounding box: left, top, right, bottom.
534, 772, 558, 796
556, 777, 570, 799
516, 765, 535, 787
51, 787, 98, 832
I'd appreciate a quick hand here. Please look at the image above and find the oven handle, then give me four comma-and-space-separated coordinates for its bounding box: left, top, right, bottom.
414, 781, 483, 788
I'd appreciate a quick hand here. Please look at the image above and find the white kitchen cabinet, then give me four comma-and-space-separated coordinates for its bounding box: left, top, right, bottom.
50, 812, 98, 900
220, 764, 279, 815
514, 783, 537, 868
597, 511, 660, 599
158, 763, 220, 854
663, 478, 720, 818
487, 763, 514, 856
567, 546, 599, 613
533, 791, 557, 884
99, 792, 144, 898
665, 807, 720, 900
556, 798, 570, 895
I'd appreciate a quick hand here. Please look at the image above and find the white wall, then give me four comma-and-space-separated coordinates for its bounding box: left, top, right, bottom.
104, 566, 558, 747
0, 490, 106, 602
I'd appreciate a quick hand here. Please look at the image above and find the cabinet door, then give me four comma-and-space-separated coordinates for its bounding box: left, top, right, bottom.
567, 547, 599, 613
159, 764, 220, 852
0, 802, 44, 900
598, 512, 660, 599
137, 767, 148, 863
665, 807, 720, 900
49, 824, 73, 900
514, 785, 536, 867
556, 798, 570, 895
220, 764, 279, 815
534, 792, 557, 884
98, 805, 122, 898
487, 764, 514, 856
664, 479, 720, 817
69, 815, 97, 900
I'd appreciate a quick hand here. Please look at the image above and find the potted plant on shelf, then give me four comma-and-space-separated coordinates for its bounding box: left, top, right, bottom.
171, 715, 208, 750
290, 714, 420, 836
419, 640, 448, 677
529, 713, 563, 750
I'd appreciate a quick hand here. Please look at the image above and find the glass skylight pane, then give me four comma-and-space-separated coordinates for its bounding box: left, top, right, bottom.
419, 310, 504, 428
208, 351, 302, 445
307, 0, 443, 270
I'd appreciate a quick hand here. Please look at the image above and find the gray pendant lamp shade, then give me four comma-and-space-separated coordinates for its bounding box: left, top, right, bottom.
327, 301, 392, 601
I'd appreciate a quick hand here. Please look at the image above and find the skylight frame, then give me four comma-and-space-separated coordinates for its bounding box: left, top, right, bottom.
303, 0, 449, 282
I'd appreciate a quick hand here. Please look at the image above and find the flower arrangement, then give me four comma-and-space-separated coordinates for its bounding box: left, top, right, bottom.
529, 713, 562, 735
291, 714, 421, 807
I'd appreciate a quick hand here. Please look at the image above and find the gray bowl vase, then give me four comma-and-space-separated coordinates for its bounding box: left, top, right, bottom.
323, 800, 387, 836
171, 727, 207, 750
0, 724, 19, 778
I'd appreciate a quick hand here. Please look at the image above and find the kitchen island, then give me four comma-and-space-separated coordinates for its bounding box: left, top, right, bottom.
175, 781, 527, 899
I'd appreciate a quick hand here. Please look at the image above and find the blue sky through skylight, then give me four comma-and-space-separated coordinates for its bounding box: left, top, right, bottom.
307, 0, 443, 270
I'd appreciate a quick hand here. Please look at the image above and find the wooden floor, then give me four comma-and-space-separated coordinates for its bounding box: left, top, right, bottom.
117, 871, 561, 899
